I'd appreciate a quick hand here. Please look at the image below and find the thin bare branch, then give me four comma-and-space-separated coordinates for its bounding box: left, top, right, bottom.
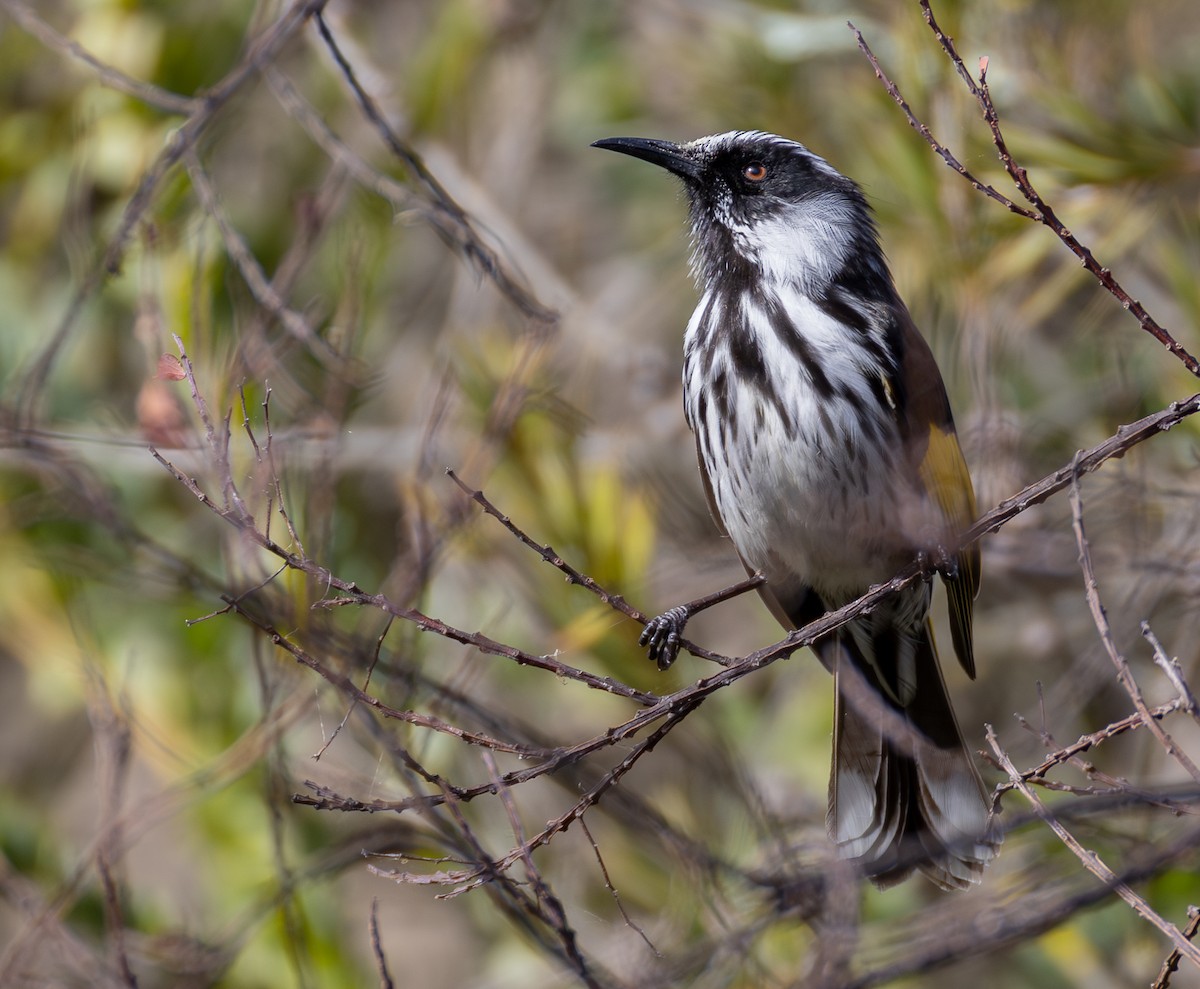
1070, 472, 1200, 784
848, 21, 1038, 220
312, 617, 392, 761
446, 467, 745, 666
221, 599, 556, 759
851, 3, 1200, 377
988, 726, 1200, 969
312, 13, 557, 329
1143, 622, 1200, 723
368, 899, 394, 989
182, 148, 349, 367
14, 0, 332, 423
0, 0, 194, 114
993, 698, 1187, 796
580, 818, 661, 958
1152, 906, 1200, 989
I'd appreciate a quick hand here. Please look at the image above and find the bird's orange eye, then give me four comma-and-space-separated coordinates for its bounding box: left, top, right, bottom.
742, 162, 768, 182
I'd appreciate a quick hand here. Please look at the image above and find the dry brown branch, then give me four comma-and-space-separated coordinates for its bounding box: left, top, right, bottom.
312, 13, 558, 329
853, 3, 1200, 377
311, 616, 391, 761
0, 0, 194, 115
12, 0, 332, 423
368, 899, 394, 989
446, 467, 748, 667
262, 67, 424, 218
1143, 622, 1200, 724
181, 148, 348, 366
1153, 906, 1200, 989
579, 818, 661, 959
847, 21, 1038, 221
232, 603, 550, 759
987, 726, 1200, 968
992, 697, 1188, 795
1070, 473, 1200, 784
434, 787, 611, 989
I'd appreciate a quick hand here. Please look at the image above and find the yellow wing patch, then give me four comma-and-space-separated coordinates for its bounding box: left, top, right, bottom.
919, 423, 976, 533
918, 423, 981, 678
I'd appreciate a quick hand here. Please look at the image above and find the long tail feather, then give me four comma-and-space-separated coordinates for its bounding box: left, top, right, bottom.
826, 621, 999, 890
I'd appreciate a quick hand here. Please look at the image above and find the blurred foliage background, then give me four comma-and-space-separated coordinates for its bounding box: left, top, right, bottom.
2, 0, 1200, 987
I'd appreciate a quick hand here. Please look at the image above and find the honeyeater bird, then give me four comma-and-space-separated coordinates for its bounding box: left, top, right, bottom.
593, 130, 997, 889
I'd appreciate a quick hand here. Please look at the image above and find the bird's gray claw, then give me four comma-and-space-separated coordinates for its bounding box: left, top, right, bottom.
934, 545, 960, 581
917, 545, 959, 581
639, 605, 691, 670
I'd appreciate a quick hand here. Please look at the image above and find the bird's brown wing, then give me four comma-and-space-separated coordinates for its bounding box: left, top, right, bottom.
895, 310, 980, 679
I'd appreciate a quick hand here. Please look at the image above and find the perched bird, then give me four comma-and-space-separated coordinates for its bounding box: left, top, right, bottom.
593, 130, 997, 889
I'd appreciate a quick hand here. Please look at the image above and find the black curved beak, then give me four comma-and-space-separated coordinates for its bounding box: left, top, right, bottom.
591, 137, 701, 181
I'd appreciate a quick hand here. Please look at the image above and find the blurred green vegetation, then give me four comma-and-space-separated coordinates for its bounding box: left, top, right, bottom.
2, 1, 1200, 987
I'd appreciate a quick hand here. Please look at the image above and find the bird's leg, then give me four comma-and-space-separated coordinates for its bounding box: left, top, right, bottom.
916, 544, 959, 582
640, 571, 766, 670
640, 605, 691, 670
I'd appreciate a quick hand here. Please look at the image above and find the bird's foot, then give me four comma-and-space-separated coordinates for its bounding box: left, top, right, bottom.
916, 544, 959, 582
639, 605, 691, 671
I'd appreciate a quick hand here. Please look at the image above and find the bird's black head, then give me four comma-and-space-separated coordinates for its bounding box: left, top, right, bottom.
593, 130, 881, 293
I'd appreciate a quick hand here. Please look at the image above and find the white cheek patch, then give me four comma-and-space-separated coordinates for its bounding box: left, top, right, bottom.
738, 195, 860, 290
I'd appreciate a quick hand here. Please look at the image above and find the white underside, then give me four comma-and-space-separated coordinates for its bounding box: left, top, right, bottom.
684, 284, 926, 603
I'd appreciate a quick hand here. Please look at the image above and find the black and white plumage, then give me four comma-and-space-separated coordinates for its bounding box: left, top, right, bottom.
595, 130, 998, 889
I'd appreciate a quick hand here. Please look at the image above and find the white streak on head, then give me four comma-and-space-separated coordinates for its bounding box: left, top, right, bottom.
683, 130, 841, 177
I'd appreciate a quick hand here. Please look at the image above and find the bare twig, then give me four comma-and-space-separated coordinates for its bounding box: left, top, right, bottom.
1142, 622, 1200, 723
1000, 699, 1189, 801
487, 695, 705, 879
580, 818, 661, 958
998, 701, 1187, 797
446, 467, 744, 666
169, 335, 248, 520
182, 149, 348, 367
848, 22, 1038, 220
988, 726, 1200, 969
14, 0, 332, 423
312, 618, 392, 761
851, 4, 1200, 378
655, 572, 767, 621
1070, 472, 1200, 784
964, 393, 1200, 542
312, 13, 557, 329
0, 0, 194, 115
223, 600, 555, 760
1152, 906, 1200, 989
368, 899, 394, 989
371, 695, 706, 896
433, 787, 609, 989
